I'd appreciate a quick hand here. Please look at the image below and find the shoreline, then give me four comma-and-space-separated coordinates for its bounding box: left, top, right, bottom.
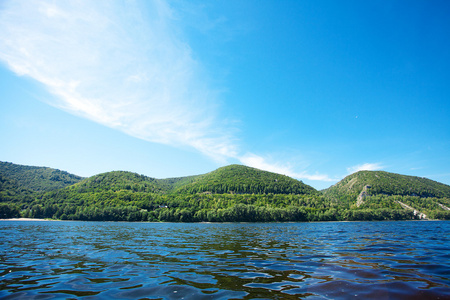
0, 218, 442, 223
0, 218, 56, 221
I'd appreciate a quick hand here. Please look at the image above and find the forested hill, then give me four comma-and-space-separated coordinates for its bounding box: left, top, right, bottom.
0, 173, 36, 203
0, 161, 84, 192
1, 161, 449, 221
0, 162, 316, 196
174, 165, 317, 195
324, 170, 450, 200
67, 171, 171, 194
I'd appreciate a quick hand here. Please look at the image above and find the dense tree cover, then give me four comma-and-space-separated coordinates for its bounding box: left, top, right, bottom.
0, 161, 84, 192
0, 174, 36, 203
355, 194, 450, 220
158, 175, 203, 190
1, 162, 449, 222
1, 182, 428, 222
174, 165, 317, 195
12, 191, 418, 222
0, 203, 21, 219
71, 171, 172, 194
324, 170, 450, 200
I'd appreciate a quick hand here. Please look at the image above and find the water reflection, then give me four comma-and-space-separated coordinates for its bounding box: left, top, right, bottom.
0, 221, 449, 299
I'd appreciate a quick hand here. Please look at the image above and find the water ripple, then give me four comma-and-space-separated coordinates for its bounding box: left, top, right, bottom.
0, 220, 449, 299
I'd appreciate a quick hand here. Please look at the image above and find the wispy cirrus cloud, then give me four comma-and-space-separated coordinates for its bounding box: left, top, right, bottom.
0, 0, 335, 183
347, 162, 384, 174
0, 0, 237, 161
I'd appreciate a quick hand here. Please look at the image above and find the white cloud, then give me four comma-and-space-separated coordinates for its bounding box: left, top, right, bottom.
0, 0, 236, 161
347, 162, 384, 174
239, 153, 335, 182
0, 0, 341, 183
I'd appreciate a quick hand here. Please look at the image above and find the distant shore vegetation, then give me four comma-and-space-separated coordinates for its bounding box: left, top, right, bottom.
1, 161, 449, 222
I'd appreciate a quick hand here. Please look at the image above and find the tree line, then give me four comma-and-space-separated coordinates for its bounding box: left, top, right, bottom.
2, 190, 448, 221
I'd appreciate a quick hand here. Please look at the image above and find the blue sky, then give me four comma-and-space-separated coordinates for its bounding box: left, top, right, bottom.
1, 0, 449, 190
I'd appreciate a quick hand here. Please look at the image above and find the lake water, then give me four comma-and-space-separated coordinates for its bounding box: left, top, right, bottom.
0, 221, 449, 299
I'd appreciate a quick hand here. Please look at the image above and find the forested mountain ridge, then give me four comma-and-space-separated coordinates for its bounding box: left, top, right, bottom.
324, 170, 450, 200
1, 161, 449, 221
0, 161, 84, 192
53, 165, 315, 195
323, 170, 450, 220
174, 164, 317, 195
69, 171, 171, 194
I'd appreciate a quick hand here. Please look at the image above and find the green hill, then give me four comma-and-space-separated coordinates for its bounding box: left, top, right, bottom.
0, 161, 84, 192
29, 165, 320, 222
174, 164, 317, 195
68, 171, 170, 194
1, 161, 449, 221
324, 170, 450, 200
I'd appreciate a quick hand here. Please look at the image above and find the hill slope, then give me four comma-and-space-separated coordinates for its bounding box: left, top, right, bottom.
67, 171, 170, 194
158, 174, 203, 191
1, 161, 449, 221
324, 170, 450, 200
174, 164, 317, 195
0, 173, 36, 203
0, 161, 84, 192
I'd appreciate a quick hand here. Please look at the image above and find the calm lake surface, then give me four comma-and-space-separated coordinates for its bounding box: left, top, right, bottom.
0, 221, 449, 299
